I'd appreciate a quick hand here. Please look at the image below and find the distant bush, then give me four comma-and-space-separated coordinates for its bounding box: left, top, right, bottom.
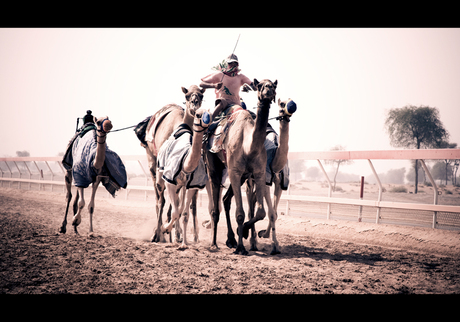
445, 190, 453, 195
389, 186, 407, 193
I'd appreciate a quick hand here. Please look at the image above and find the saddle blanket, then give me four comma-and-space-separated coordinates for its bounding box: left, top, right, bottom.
157, 124, 208, 189
265, 127, 289, 190
62, 127, 127, 197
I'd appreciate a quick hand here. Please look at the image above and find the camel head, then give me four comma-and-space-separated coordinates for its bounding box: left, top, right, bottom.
254, 79, 277, 104
182, 85, 206, 117
95, 116, 112, 133
277, 98, 297, 121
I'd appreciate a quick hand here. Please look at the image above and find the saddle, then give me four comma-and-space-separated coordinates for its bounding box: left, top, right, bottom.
206, 104, 247, 154
137, 104, 184, 153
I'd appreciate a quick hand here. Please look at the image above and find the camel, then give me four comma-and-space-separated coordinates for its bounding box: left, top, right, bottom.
157, 108, 210, 249
220, 98, 296, 254
60, 113, 127, 234
204, 78, 278, 255
142, 85, 206, 243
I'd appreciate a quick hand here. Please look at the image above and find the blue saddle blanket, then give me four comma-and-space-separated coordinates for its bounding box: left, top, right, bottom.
62, 127, 127, 197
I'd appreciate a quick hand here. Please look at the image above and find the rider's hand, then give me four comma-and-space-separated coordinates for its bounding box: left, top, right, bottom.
242, 83, 252, 92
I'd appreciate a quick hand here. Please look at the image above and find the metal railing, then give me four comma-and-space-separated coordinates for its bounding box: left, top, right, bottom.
286, 149, 460, 229
1, 149, 460, 230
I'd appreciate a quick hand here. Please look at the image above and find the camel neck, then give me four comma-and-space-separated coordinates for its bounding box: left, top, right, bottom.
182, 109, 195, 128
255, 100, 270, 132
247, 100, 270, 156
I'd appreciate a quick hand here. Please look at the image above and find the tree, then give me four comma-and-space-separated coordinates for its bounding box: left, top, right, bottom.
437, 141, 458, 186
431, 161, 451, 185
16, 150, 30, 157
406, 160, 427, 184
385, 105, 449, 193
324, 145, 353, 191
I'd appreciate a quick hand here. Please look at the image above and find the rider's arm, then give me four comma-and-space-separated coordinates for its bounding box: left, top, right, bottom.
200, 72, 223, 90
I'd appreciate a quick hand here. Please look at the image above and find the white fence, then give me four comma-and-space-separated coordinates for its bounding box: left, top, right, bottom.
1, 149, 460, 230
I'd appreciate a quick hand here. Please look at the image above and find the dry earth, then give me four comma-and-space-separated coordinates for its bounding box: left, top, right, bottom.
0, 186, 459, 294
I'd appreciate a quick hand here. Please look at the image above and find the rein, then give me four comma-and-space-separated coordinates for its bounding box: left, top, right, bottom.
110, 125, 137, 133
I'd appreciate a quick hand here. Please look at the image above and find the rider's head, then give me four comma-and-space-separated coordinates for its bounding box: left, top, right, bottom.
83, 110, 95, 125
226, 54, 239, 67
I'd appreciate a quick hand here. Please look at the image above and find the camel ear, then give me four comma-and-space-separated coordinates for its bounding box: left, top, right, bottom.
200, 87, 206, 94
253, 79, 259, 87
278, 98, 281, 105
182, 87, 188, 94
274, 80, 278, 88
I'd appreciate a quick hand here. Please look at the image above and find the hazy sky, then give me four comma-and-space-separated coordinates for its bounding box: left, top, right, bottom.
1, 28, 459, 175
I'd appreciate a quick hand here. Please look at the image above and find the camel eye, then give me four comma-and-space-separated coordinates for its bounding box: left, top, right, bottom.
280, 102, 285, 108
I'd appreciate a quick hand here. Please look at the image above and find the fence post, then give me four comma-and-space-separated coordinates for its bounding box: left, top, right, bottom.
358, 176, 364, 222
367, 159, 382, 224
420, 159, 438, 229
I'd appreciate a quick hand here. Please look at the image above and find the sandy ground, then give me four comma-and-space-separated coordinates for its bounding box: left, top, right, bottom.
0, 186, 459, 294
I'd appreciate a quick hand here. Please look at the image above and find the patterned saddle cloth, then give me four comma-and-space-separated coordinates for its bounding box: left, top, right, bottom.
157, 124, 208, 189
206, 104, 247, 154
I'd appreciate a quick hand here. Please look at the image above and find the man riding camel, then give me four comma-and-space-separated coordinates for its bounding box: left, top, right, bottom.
200, 54, 256, 152
200, 54, 256, 117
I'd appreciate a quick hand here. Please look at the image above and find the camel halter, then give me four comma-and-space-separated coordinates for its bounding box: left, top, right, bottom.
193, 111, 211, 133
96, 118, 109, 144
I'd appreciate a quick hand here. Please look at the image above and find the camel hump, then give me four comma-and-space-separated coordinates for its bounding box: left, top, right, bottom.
144, 104, 184, 145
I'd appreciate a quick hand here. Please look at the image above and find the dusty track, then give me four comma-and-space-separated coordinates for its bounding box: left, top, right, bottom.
0, 187, 459, 294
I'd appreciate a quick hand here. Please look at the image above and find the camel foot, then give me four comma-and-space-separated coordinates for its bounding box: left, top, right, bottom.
249, 244, 258, 252
151, 231, 162, 243
242, 222, 253, 239
258, 229, 270, 239
73, 225, 79, 235
226, 236, 238, 249
177, 244, 188, 251
209, 244, 219, 252
270, 247, 281, 255
233, 244, 248, 256
72, 215, 81, 227
59, 226, 66, 234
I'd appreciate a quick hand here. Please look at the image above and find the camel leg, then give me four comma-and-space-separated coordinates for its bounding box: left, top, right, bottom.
162, 182, 185, 237
242, 175, 266, 242
259, 174, 282, 240
262, 184, 280, 255
178, 188, 197, 249
245, 179, 258, 251
72, 187, 85, 234
87, 177, 101, 234
228, 170, 248, 255
189, 189, 199, 243
222, 185, 237, 248
151, 173, 167, 243
205, 152, 225, 250
59, 170, 73, 234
